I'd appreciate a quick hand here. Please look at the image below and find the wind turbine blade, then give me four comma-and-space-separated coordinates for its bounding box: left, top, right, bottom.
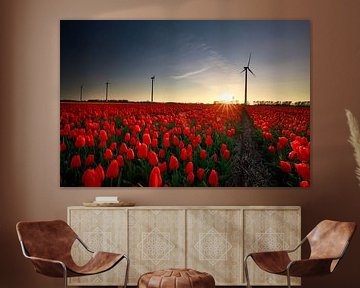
247, 53, 252, 67
248, 68, 255, 76
240, 69, 245, 74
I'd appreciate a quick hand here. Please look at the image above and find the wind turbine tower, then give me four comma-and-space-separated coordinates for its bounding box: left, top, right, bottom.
150, 76, 155, 102
105, 81, 111, 102
241, 53, 255, 105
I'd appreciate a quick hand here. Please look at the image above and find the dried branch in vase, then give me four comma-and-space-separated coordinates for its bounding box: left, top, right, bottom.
345, 109, 360, 186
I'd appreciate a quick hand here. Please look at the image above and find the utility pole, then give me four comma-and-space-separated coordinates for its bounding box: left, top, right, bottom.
80, 84, 83, 101
105, 81, 110, 102
151, 76, 155, 102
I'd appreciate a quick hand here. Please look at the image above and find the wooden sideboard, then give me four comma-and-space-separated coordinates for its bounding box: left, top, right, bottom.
67, 206, 301, 286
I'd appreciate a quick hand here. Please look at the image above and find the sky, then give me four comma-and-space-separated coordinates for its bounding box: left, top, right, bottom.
60, 20, 310, 104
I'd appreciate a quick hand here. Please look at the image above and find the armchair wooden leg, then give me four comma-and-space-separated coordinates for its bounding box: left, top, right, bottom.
244, 255, 252, 288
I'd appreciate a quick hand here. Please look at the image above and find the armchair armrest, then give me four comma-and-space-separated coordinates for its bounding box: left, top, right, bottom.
28, 256, 67, 277
76, 235, 94, 253
19, 240, 67, 277
285, 237, 307, 253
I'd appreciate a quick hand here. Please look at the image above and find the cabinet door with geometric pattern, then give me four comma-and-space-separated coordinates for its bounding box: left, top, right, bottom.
243, 208, 301, 286
128, 209, 186, 284
186, 209, 243, 285
68, 208, 127, 286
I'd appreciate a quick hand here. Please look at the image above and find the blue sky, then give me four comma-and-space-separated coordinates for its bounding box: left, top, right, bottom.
61, 20, 310, 104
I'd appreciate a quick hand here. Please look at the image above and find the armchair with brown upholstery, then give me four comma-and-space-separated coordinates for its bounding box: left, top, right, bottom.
244, 220, 356, 288
16, 220, 129, 288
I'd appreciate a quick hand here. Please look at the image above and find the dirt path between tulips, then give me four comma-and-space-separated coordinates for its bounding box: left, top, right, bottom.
226, 109, 275, 187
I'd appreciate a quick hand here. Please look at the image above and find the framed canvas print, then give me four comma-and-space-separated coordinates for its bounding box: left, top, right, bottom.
60, 20, 310, 187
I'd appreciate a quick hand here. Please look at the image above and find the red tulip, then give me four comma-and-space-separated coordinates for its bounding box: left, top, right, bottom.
117, 155, 124, 167
75, 135, 86, 148
298, 146, 310, 162
138, 143, 148, 158
151, 138, 158, 148
99, 130, 108, 142
164, 137, 170, 148
290, 140, 301, 153
200, 149, 207, 160
279, 161, 292, 173
213, 153, 218, 162
70, 155, 81, 168
86, 135, 95, 147
60, 142, 67, 152
126, 148, 135, 160
148, 150, 158, 166
187, 172, 195, 185
300, 180, 309, 187
180, 148, 187, 161
124, 132, 131, 142
267, 145, 275, 153
300, 137, 308, 146
120, 142, 128, 154
63, 124, 71, 134
149, 167, 162, 187
159, 162, 167, 174
130, 137, 137, 146
294, 163, 310, 181
82, 169, 102, 187
169, 155, 179, 171
288, 151, 297, 160
277, 137, 288, 150
172, 135, 180, 146
208, 169, 219, 187
158, 149, 166, 159
109, 142, 117, 151
197, 168, 205, 181
186, 144, 193, 159
85, 154, 94, 166
185, 162, 193, 174
95, 164, 105, 182
106, 160, 119, 178
205, 135, 213, 146
142, 133, 151, 145
290, 133, 297, 141
223, 149, 230, 160
98, 141, 106, 149
263, 132, 274, 141
104, 148, 113, 160
133, 125, 141, 134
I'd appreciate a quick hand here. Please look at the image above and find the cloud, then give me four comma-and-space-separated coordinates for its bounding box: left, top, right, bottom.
168, 34, 244, 91
171, 67, 210, 80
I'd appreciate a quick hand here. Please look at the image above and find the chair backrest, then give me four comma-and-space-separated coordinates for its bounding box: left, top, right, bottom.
307, 220, 356, 262
16, 220, 77, 261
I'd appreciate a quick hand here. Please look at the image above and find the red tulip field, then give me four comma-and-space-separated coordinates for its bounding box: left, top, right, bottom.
60, 103, 310, 187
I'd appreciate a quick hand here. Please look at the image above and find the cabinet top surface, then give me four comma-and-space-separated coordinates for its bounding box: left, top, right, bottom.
68, 205, 301, 210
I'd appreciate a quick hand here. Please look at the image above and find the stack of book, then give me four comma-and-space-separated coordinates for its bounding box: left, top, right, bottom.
93, 196, 119, 204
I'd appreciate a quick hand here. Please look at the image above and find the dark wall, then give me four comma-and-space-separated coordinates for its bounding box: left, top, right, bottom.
1, 0, 360, 287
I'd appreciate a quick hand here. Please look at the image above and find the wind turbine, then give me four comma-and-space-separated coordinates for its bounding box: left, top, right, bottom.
241, 53, 255, 105
105, 81, 111, 102
150, 76, 155, 102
